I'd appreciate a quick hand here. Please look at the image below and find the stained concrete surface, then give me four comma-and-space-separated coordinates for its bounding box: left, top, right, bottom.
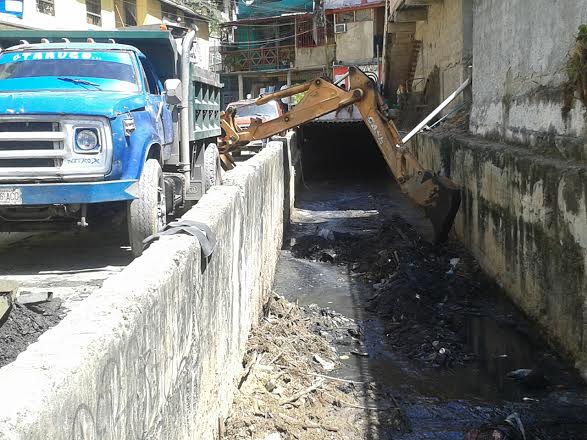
409, 130, 587, 376
273, 178, 587, 439
470, 0, 587, 156
0, 141, 290, 439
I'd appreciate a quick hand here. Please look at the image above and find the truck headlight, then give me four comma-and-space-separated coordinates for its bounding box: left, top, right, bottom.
75, 128, 100, 153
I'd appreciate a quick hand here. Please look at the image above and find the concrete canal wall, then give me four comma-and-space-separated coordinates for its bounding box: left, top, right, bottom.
409, 131, 587, 378
0, 135, 301, 439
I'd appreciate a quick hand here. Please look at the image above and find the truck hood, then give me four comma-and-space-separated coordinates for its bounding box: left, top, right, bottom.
0, 91, 147, 118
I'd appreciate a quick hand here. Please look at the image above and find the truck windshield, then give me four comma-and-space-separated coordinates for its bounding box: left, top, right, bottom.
0, 50, 139, 92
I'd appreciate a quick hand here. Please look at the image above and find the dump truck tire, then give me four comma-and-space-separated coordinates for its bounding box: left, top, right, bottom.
204, 143, 223, 191
127, 159, 166, 257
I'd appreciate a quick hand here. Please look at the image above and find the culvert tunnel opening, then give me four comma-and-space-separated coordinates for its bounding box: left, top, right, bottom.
299, 123, 390, 182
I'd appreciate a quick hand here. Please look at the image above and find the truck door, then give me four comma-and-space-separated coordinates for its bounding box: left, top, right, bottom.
138, 56, 173, 147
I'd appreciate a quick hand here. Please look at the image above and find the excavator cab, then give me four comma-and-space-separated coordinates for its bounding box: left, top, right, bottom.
219, 67, 462, 243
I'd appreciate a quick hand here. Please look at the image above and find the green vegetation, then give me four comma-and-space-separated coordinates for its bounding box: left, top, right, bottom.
563, 25, 587, 114
184, 0, 224, 37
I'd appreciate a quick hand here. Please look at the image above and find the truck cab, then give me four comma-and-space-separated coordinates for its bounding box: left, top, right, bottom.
0, 30, 222, 256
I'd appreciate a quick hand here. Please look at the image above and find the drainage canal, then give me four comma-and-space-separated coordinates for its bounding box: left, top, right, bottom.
225, 124, 587, 439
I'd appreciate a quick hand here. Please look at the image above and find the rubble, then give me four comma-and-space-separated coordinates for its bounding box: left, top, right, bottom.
0, 298, 63, 367
222, 294, 408, 440
291, 214, 494, 367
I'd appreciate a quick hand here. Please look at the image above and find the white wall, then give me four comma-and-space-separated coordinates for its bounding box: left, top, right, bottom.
295, 45, 335, 69
0, 0, 116, 30
335, 20, 374, 63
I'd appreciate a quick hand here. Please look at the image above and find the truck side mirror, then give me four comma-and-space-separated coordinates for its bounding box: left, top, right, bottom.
164, 79, 182, 105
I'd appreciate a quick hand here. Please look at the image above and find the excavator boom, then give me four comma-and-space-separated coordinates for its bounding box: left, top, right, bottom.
220, 66, 461, 243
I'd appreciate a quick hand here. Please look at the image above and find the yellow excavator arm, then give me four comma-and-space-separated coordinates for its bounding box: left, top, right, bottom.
219, 66, 461, 242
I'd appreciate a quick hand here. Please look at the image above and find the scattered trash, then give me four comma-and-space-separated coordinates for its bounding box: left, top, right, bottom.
464, 412, 526, 440
350, 350, 369, 357
446, 257, 460, 275
16, 289, 53, 305
319, 250, 336, 263
318, 227, 335, 240
291, 216, 492, 367
223, 294, 407, 439
313, 353, 335, 371
506, 369, 550, 389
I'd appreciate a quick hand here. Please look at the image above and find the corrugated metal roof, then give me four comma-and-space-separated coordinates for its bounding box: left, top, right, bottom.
324, 0, 384, 11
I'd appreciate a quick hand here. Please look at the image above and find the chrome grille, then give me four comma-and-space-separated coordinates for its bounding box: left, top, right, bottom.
0, 119, 63, 169
0, 121, 57, 131
0, 116, 112, 182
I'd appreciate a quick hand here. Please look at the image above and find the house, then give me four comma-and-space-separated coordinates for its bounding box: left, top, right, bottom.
0, 0, 210, 39
382, 0, 472, 117
217, 0, 384, 104
0, 0, 214, 66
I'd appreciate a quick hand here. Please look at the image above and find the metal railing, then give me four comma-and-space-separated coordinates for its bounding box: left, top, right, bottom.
220, 45, 295, 72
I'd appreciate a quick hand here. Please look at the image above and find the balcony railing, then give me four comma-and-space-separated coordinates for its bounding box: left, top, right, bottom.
220, 45, 295, 72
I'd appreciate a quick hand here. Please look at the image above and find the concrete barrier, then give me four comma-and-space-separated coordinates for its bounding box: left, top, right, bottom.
409, 132, 587, 376
0, 141, 291, 439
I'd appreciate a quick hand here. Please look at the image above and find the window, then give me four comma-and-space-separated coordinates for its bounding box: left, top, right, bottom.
335, 9, 373, 24
115, 0, 136, 27
139, 57, 160, 94
161, 3, 178, 22
36, 0, 54, 15
234, 102, 278, 119
355, 9, 372, 22
336, 12, 354, 24
0, 51, 139, 93
86, 0, 102, 26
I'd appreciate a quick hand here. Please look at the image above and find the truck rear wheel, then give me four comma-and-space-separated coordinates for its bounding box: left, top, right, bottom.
204, 143, 223, 191
127, 159, 166, 257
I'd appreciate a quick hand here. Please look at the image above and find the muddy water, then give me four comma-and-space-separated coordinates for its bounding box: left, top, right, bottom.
273, 179, 587, 439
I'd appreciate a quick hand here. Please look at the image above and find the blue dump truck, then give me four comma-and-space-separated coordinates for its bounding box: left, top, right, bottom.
0, 29, 222, 256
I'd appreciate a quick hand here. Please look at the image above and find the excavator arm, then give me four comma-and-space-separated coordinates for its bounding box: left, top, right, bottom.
219, 66, 460, 242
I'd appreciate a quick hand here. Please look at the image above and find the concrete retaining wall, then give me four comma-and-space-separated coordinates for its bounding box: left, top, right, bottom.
470, 0, 587, 160
0, 140, 296, 439
409, 131, 587, 376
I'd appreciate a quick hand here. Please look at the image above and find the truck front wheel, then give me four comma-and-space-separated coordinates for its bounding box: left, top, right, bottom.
127, 159, 166, 257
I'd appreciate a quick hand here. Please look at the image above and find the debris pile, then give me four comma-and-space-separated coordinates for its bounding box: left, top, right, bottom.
222, 294, 407, 440
291, 215, 495, 367
0, 297, 63, 367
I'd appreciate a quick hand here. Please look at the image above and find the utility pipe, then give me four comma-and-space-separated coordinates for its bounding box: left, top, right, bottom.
401, 76, 471, 145
180, 29, 197, 189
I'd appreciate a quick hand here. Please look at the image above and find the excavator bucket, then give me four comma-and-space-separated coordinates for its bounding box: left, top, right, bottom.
401, 172, 461, 243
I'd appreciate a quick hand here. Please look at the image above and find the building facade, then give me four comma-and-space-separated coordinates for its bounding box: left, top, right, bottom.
0, 0, 213, 67
217, 0, 384, 105
0, 0, 209, 37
